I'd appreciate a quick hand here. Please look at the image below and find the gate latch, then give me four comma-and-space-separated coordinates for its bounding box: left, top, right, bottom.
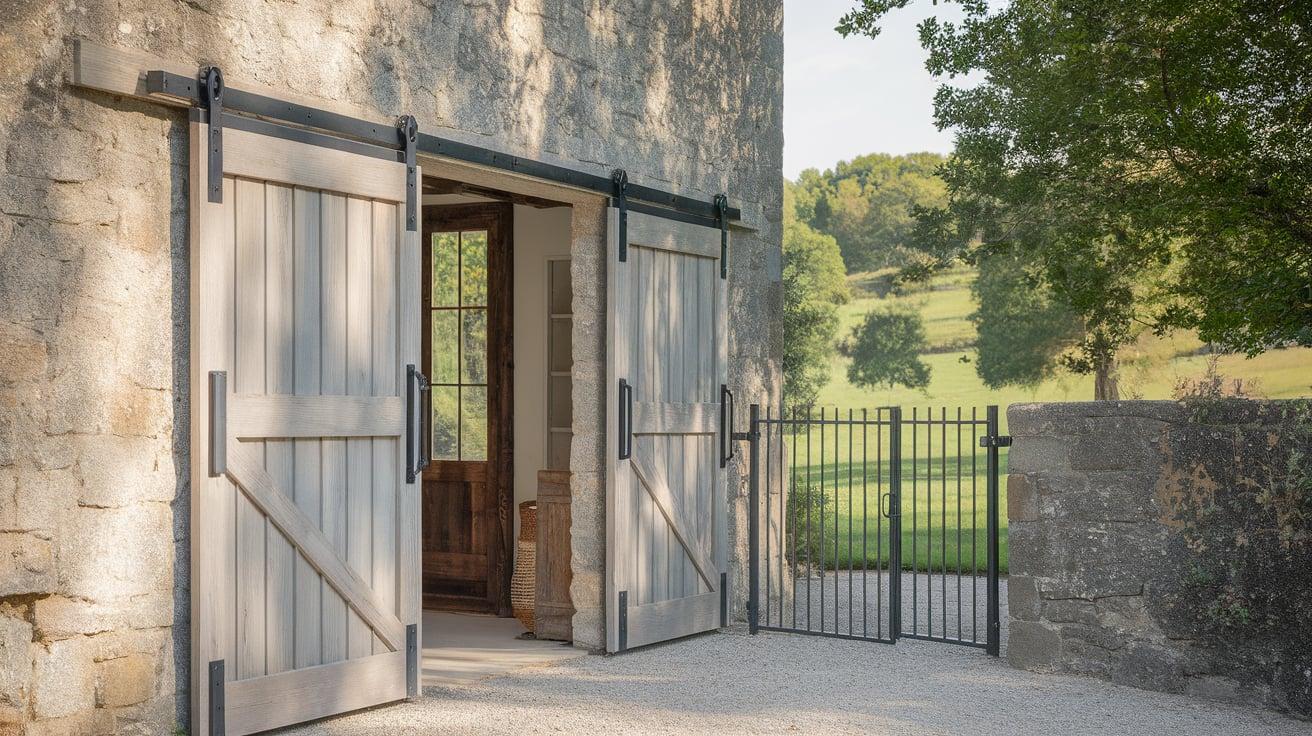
979, 435, 1013, 448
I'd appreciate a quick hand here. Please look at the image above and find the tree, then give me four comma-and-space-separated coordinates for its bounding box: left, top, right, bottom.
791, 153, 948, 273
840, 1, 1312, 391
971, 250, 1084, 392
842, 307, 932, 391
782, 183, 852, 407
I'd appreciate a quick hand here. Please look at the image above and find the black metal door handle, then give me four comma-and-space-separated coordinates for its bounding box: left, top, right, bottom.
618, 379, 633, 460
720, 384, 736, 468
406, 365, 431, 483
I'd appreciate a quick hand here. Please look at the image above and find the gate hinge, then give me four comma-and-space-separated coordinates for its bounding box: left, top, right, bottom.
612, 169, 629, 262
202, 66, 224, 203
398, 115, 418, 232
714, 193, 728, 279
979, 435, 1013, 448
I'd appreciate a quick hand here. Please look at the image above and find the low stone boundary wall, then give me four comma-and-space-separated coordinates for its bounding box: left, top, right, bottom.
1007, 400, 1311, 716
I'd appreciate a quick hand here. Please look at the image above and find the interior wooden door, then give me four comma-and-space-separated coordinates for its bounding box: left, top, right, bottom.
420, 204, 513, 615
189, 120, 420, 734
605, 206, 729, 652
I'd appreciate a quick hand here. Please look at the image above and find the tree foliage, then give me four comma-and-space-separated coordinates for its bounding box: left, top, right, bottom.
972, 250, 1083, 390
842, 307, 932, 391
783, 183, 852, 406
839, 0, 1312, 365
790, 152, 948, 273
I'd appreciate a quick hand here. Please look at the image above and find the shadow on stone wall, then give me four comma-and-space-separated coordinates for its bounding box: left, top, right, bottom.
1007, 399, 1312, 717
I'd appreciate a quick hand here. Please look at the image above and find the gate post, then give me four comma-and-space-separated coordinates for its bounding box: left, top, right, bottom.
889, 406, 902, 641
747, 403, 761, 634
985, 405, 1002, 656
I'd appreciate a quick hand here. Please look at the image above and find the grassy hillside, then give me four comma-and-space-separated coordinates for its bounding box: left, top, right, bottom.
817, 267, 1312, 416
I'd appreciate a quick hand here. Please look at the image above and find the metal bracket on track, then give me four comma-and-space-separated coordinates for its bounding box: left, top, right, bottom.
398, 115, 418, 231
202, 67, 224, 203
613, 169, 629, 262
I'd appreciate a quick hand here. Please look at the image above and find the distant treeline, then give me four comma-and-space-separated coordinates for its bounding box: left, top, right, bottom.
787, 152, 947, 274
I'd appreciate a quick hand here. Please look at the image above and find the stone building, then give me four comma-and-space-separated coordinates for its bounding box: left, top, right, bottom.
0, 2, 783, 733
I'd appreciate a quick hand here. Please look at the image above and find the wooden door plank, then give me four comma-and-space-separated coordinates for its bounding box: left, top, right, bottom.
345, 195, 374, 660
631, 401, 718, 435
223, 126, 407, 203
397, 190, 422, 655
604, 206, 624, 652
228, 395, 405, 438
652, 248, 670, 605
622, 590, 719, 650
225, 443, 406, 650
626, 209, 720, 259
225, 650, 406, 736
265, 181, 296, 676
319, 191, 350, 664
629, 448, 717, 589
190, 126, 238, 732
291, 186, 323, 669
234, 177, 268, 681
370, 199, 399, 655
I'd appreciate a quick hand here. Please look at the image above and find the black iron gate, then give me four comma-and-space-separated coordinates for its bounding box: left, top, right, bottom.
745, 405, 1007, 655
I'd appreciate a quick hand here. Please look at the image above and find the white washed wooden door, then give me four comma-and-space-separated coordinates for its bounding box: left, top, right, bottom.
605, 207, 729, 652
189, 121, 421, 734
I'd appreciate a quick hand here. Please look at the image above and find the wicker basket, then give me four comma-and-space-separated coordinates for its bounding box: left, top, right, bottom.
511, 500, 538, 632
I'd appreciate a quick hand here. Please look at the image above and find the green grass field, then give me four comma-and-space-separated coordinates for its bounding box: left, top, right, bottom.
778, 266, 1311, 573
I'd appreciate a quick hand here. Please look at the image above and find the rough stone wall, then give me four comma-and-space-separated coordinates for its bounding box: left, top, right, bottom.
1, 0, 782, 731
1007, 400, 1312, 717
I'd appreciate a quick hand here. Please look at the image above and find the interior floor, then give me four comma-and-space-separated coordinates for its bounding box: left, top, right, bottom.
421, 611, 584, 687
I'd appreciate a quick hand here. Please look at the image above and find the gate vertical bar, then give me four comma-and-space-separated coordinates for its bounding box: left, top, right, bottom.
748, 404, 761, 634
985, 405, 1001, 656
889, 406, 902, 641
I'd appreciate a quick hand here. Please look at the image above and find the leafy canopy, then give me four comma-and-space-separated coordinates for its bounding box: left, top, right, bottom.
791, 153, 948, 273
840, 0, 1312, 360
842, 307, 932, 391
782, 182, 852, 406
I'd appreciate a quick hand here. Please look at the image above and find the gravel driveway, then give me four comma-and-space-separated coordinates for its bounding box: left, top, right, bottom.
278, 625, 1305, 735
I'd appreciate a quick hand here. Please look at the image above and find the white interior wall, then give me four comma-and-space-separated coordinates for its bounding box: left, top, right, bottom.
511, 205, 573, 542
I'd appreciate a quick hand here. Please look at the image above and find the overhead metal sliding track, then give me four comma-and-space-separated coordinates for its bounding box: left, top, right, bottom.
130, 66, 740, 231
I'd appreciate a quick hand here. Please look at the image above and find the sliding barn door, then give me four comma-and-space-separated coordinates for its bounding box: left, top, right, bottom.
605, 207, 729, 652
189, 120, 421, 734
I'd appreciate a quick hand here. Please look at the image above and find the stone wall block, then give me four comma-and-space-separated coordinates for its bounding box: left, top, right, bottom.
0, 613, 33, 709
1005, 436, 1069, 474
1006, 473, 1038, 522
96, 654, 155, 708
32, 638, 95, 720
1067, 430, 1161, 472
0, 531, 56, 597
1007, 575, 1041, 621
1007, 620, 1060, 670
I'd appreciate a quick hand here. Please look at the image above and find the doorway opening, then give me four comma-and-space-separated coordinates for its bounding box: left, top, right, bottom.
417, 175, 580, 682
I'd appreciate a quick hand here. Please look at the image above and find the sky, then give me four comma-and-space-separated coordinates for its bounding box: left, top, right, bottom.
783, 0, 966, 179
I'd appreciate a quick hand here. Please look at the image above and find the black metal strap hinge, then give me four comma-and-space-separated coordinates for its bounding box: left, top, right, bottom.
202, 67, 224, 203
719, 571, 728, 627
979, 435, 1013, 448
405, 624, 418, 698
714, 193, 729, 279
208, 660, 225, 736
617, 590, 628, 651
398, 115, 418, 232
613, 169, 629, 262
